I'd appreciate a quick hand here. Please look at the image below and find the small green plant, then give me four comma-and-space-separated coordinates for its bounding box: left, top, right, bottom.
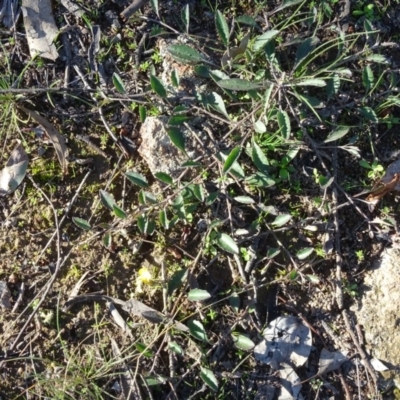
359, 159, 384, 180
355, 249, 365, 262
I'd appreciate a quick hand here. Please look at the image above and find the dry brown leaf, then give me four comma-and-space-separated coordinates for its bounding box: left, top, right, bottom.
366, 173, 400, 203
18, 105, 69, 174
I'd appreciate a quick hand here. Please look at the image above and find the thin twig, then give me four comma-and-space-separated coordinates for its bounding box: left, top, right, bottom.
342, 309, 378, 394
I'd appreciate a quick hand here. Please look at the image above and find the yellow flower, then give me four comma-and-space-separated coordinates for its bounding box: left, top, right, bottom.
136, 267, 153, 293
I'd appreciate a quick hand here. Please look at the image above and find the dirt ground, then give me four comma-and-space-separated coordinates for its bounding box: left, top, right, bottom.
1, 0, 400, 399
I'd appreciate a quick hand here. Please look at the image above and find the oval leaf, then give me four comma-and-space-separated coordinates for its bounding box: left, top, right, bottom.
139, 105, 147, 123
150, 75, 167, 98
216, 10, 229, 46
223, 147, 241, 174
200, 367, 219, 392
217, 78, 262, 91
294, 79, 326, 87
188, 289, 212, 302
234, 196, 255, 204
324, 127, 350, 143
112, 72, 126, 94
154, 172, 173, 185
271, 214, 292, 227
167, 44, 203, 65
254, 30, 279, 51
99, 190, 116, 211
113, 204, 127, 219
167, 127, 186, 154
216, 233, 239, 255
126, 171, 148, 188
72, 217, 91, 231
168, 341, 183, 356
277, 110, 291, 140
187, 319, 208, 342
297, 247, 314, 260
232, 333, 255, 351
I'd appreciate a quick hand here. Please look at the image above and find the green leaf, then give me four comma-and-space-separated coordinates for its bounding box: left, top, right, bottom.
297, 247, 314, 260
200, 367, 218, 392
251, 140, 269, 173
267, 248, 281, 258
279, 0, 304, 10
181, 160, 202, 168
112, 72, 126, 94
324, 126, 350, 143
168, 341, 183, 356
294, 37, 320, 70
167, 44, 203, 65
145, 217, 155, 235
99, 190, 116, 211
326, 74, 340, 100
359, 106, 378, 123
231, 333, 255, 350
205, 191, 219, 205
102, 232, 112, 248
305, 274, 320, 284
253, 30, 279, 51
159, 209, 169, 229
126, 171, 149, 188
277, 110, 291, 139
263, 83, 275, 113
187, 319, 208, 342
223, 147, 241, 174
234, 196, 255, 204
188, 289, 212, 302
294, 78, 326, 87
113, 204, 126, 219
217, 78, 262, 91
150, 75, 167, 98
365, 54, 389, 64
168, 268, 188, 295
171, 69, 180, 87
135, 342, 153, 358
181, 4, 190, 34
193, 184, 205, 202
236, 15, 259, 28
229, 293, 240, 313
167, 127, 186, 154
359, 159, 371, 169
138, 190, 158, 205
362, 65, 374, 92
216, 233, 239, 255
154, 172, 173, 185
216, 10, 229, 47
150, 0, 158, 16
72, 217, 91, 231
168, 115, 189, 126
219, 152, 245, 179
208, 92, 230, 119
271, 214, 292, 227
254, 120, 266, 133
139, 105, 146, 123
289, 270, 298, 280
245, 172, 275, 187
194, 65, 210, 78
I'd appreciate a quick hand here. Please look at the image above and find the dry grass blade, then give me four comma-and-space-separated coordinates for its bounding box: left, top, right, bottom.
18, 105, 69, 174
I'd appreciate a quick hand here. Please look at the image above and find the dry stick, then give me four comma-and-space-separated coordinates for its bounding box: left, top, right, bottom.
120, 0, 149, 21
332, 147, 344, 309
9, 176, 62, 351
342, 309, 378, 394
338, 370, 352, 400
